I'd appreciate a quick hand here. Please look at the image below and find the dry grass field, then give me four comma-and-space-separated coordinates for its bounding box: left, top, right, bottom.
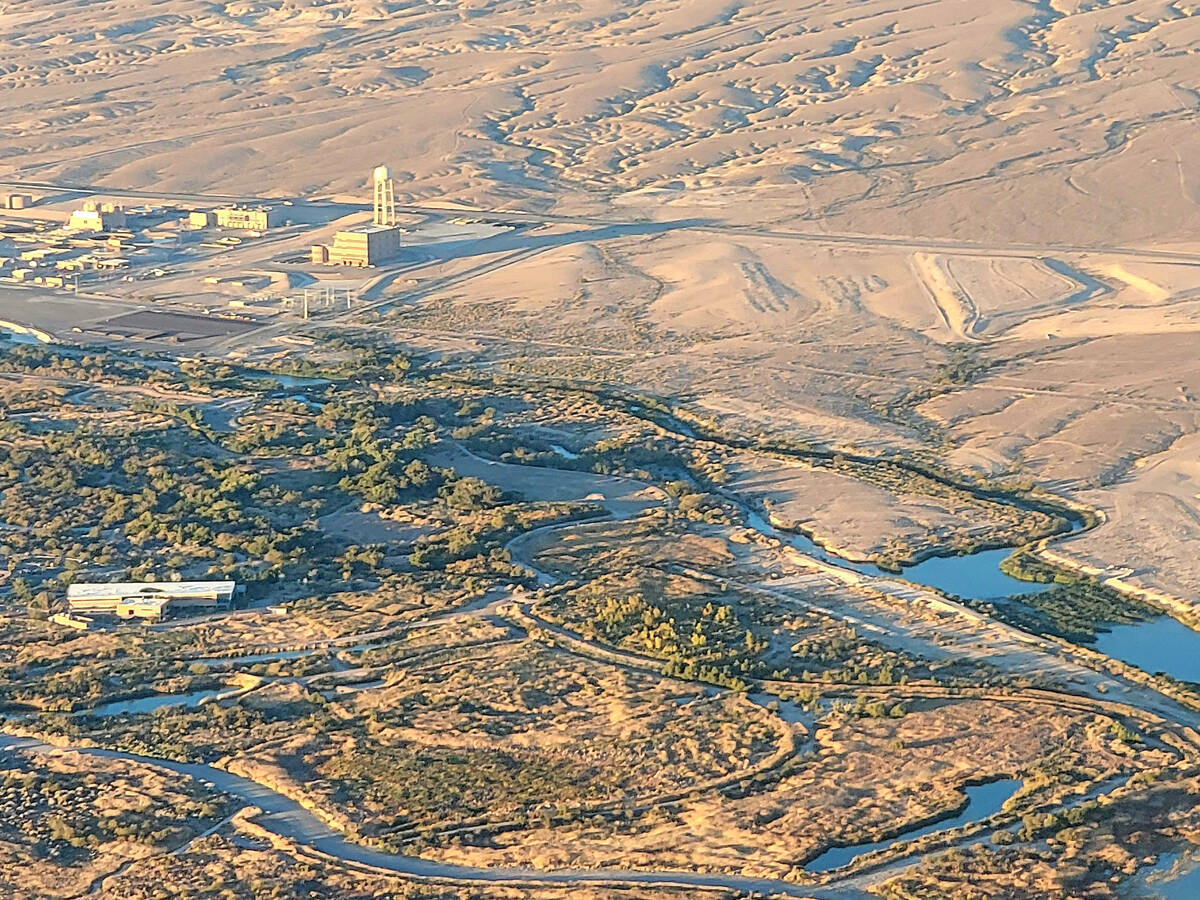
0, 751, 230, 899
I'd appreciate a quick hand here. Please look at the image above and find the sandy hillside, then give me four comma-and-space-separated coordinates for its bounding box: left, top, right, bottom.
3, 0, 1200, 603
0, 0, 1196, 243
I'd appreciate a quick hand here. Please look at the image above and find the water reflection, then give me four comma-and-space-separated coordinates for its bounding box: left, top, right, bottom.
805, 778, 1023, 872
76, 688, 224, 718
1094, 617, 1200, 685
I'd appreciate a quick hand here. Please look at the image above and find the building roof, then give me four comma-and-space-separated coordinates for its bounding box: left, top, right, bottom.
342, 224, 399, 235
67, 580, 237, 601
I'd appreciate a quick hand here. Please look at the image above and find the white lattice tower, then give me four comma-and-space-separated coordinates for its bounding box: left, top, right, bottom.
373, 165, 396, 226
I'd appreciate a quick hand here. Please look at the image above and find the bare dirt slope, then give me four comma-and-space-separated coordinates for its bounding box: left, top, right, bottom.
2, 0, 1197, 247
3, 0, 1200, 603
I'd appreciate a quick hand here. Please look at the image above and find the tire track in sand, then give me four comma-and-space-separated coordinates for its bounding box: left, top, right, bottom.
911, 252, 981, 341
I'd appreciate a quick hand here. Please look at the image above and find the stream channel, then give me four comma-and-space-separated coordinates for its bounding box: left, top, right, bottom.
748, 511, 1200, 687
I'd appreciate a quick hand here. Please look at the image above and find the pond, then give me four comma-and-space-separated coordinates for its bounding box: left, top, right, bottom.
76, 687, 226, 718
804, 778, 1023, 873
1093, 616, 1200, 685
746, 512, 1053, 602
240, 371, 330, 388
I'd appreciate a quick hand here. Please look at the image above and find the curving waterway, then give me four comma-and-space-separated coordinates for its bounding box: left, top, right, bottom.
3, 442, 1194, 892
0, 732, 863, 899
805, 778, 1022, 873
76, 688, 226, 718
748, 508, 1200, 687
747, 511, 1054, 602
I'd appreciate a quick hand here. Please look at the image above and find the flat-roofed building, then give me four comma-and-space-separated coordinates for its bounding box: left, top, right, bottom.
67, 581, 237, 621
319, 224, 401, 267
214, 206, 279, 230
20, 247, 71, 262
58, 255, 99, 272
310, 165, 402, 267
68, 207, 127, 232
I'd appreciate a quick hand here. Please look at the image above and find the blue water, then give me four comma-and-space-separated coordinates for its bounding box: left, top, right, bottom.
759, 500, 1200, 690
77, 688, 224, 718
1094, 617, 1200, 684
0, 330, 44, 346
241, 371, 329, 388
901, 547, 1054, 601
1123, 852, 1200, 898
270, 373, 328, 388
761, 499, 1200, 696
748, 512, 1050, 601
805, 778, 1022, 873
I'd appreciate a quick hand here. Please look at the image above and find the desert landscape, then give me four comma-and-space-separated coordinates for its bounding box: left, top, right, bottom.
2, 0, 1200, 898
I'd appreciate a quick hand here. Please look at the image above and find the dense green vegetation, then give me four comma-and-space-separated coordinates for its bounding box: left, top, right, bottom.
983, 551, 1160, 642
544, 566, 935, 691
0, 343, 593, 612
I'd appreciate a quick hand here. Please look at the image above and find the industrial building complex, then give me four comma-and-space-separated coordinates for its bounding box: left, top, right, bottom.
68, 200, 128, 232
310, 166, 402, 267
0, 164, 441, 345
312, 223, 401, 267
65, 580, 238, 623
212, 206, 280, 231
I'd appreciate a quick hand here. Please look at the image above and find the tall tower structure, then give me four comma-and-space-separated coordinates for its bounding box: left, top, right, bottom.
373, 165, 396, 227
311, 166, 402, 268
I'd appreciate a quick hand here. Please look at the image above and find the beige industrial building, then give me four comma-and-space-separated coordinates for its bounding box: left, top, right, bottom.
1, 194, 32, 210
68, 202, 127, 232
311, 166, 402, 267
313, 224, 401, 267
188, 210, 216, 228
214, 206, 279, 230
66, 580, 237, 621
